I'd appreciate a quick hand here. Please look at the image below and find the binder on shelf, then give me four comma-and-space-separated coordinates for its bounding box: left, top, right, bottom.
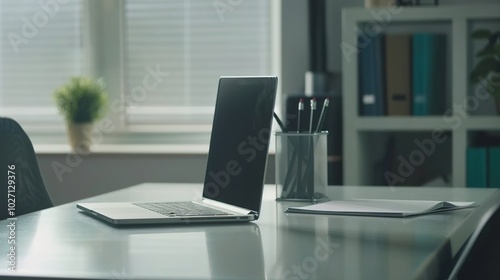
466, 147, 488, 188
385, 34, 412, 116
358, 34, 385, 116
412, 33, 447, 116
489, 147, 500, 188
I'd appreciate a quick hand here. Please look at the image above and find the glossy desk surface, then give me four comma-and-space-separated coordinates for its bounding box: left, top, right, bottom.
1, 183, 498, 280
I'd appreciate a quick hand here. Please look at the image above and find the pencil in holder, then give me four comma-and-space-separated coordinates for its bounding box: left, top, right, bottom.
275, 132, 328, 202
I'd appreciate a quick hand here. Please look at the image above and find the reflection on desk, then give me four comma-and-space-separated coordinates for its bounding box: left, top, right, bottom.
0, 183, 498, 280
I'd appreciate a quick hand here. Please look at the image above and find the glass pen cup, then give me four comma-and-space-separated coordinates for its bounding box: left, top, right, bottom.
275, 131, 328, 202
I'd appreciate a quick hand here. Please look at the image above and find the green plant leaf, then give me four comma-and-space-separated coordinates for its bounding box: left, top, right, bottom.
487, 76, 500, 97
470, 57, 497, 84
471, 29, 492, 39
476, 46, 496, 58
53, 76, 108, 123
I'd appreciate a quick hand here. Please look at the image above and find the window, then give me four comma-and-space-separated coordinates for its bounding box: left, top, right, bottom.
0, 0, 274, 143
124, 0, 272, 125
0, 0, 84, 125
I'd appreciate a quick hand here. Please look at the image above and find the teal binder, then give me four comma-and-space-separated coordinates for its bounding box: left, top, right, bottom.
467, 147, 488, 188
489, 147, 500, 188
412, 33, 447, 115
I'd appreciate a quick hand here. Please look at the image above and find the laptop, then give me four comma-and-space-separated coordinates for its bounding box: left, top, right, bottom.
77, 76, 278, 225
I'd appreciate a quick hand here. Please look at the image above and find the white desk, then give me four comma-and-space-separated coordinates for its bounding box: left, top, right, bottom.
0, 183, 498, 280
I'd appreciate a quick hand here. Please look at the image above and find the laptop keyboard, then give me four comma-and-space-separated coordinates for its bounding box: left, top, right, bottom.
134, 201, 231, 217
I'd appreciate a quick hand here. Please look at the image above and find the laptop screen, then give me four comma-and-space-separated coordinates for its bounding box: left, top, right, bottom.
202, 77, 277, 212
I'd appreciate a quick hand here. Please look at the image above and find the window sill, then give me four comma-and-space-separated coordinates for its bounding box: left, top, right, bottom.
25, 124, 212, 154
28, 124, 277, 155
34, 144, 210, 155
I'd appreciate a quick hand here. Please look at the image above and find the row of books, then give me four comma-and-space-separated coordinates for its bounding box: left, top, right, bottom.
467, 147, 500, 188
358, 33, 447, 116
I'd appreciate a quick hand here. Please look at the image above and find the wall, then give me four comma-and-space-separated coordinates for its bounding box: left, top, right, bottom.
39, 153, 275, 206
280, 0, 309, 96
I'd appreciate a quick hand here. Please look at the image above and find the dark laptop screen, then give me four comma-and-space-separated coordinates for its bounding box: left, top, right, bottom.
202, 77, 277, 213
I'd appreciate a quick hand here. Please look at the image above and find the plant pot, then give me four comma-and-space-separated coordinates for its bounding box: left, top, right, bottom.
67, 122, 94, 153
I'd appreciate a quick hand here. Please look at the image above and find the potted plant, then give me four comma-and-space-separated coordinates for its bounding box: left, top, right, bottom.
470, 29, 500, 114
54, 77, 108, 152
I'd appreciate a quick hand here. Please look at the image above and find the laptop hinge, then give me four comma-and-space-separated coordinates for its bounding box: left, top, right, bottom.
250, 210, 259, 219
201, 198, 255, 216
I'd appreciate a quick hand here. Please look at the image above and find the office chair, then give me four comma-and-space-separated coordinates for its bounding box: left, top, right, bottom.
0, 117, 53, 220
448, 201, 500, 280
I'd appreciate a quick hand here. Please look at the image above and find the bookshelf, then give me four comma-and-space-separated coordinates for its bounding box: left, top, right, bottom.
341, 5, 500, 188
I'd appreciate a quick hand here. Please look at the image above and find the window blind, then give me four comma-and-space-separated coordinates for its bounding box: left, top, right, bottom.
124, 0, 271, 124
0, 0, 83, 125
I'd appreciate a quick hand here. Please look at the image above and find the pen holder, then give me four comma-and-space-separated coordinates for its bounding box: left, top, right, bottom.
275, 132, 328, 202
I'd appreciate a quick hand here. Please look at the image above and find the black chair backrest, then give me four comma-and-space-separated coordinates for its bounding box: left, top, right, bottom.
448, 200, 500, 279
0, 117, 53, 220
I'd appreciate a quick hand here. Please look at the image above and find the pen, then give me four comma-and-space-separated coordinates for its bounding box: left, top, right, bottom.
309, 98, 316, 133
315, 98, 330, 132
297, 98, 304, 133
273, 112, 288, 132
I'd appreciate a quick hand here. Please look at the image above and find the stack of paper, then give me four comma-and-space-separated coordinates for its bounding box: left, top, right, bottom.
285, 199, 475, 217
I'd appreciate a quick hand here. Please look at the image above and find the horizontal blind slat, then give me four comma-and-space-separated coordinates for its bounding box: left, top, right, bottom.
0, 1, 84, 116
124, 0, 271, 125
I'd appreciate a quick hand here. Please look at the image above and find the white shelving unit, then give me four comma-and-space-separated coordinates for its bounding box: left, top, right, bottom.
342, 5, 500, 188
